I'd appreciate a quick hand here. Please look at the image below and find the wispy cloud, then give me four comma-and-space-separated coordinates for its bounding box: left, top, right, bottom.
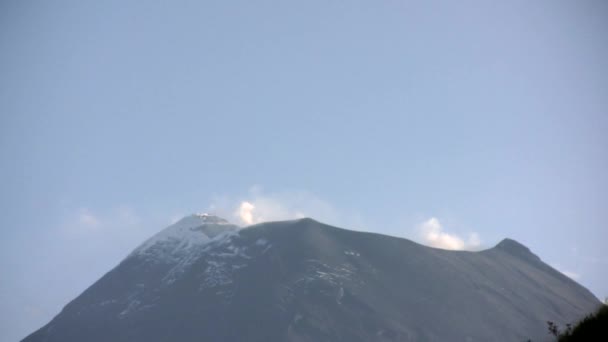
62, 206, 143, 237
23, 305, 48, 318
115, 205, 140, 226
417, 217, 481, 251
551, 263, 582, 280
568, 246, 608, 266
168, 214, 184, 225
77, 208, 101, 229
232, 187, 337, 226
208, 186, 365, 229
561, 270, 581, 280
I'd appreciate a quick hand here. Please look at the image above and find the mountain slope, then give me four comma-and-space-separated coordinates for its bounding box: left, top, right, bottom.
22, 216, 600, 342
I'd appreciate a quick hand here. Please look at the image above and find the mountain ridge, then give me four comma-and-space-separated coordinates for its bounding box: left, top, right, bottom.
22, 215, 600, 342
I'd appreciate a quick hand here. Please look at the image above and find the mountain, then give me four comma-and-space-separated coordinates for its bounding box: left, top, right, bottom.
22, 215, 600, 342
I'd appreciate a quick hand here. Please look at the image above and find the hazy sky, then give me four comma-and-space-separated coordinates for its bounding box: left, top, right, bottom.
1, 0, 607, 340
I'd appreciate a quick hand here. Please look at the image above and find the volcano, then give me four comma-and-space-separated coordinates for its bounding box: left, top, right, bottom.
22, 215, 600, 341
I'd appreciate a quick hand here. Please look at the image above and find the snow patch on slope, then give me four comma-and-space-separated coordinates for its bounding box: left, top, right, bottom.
130, 214, 239, 263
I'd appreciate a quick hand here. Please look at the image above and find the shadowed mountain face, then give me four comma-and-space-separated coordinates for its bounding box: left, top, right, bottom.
22, 216, 600, 342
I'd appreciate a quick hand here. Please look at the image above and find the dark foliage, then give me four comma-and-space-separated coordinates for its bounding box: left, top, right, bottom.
546, 305, 608, 341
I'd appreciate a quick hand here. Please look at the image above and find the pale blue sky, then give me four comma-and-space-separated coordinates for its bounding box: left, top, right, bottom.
1, 0, 607, 340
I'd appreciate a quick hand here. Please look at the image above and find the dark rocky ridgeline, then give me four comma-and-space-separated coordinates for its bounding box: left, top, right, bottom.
22, 215, 601, 342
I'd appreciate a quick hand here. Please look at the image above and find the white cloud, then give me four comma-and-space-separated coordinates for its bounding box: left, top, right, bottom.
561, 270, 581, 280
78, 209, 101, 229
116, 205, 140, 226
168, 214, 184, 225
232, 191, 325, 226
237, 201, 256, 225
63, 206, 146, 237
209, 186, 365, 229
551, 263, 582, 280
418, 217, 481, 251
467, 232, 481, 248
23, 305, 47, 318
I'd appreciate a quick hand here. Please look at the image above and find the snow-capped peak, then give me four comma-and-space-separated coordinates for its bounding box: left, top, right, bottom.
189, 213, 230, 224
129, 214, 239, 262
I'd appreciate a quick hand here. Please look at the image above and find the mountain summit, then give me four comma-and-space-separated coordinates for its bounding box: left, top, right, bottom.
22, 216, 600, 342
130, 213, 239, 263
